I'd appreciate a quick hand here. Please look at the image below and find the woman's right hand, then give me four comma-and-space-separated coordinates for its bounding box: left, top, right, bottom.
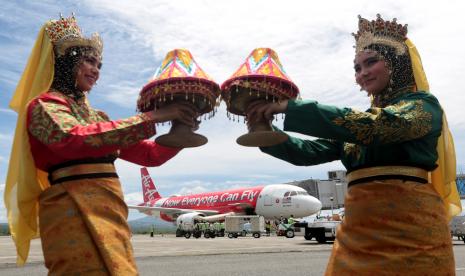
151, 102, 199, 128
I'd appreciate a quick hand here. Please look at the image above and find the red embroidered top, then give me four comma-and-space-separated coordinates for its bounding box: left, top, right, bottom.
27, 91, 180, 171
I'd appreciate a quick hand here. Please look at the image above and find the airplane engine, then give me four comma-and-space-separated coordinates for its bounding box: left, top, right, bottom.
176, 212, 205, 231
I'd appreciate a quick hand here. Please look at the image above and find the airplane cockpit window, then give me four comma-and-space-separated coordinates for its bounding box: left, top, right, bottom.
290, 191, 297, 196
284, 191, 290, 197
297, 191, 309, 196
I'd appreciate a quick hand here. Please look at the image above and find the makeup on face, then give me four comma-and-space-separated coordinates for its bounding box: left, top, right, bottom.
354, 50, 390, 95
75, 54, 102, 92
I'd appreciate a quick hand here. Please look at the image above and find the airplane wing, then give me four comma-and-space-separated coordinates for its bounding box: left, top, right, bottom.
128, 205, 220, 216
228, 202, 253, 208
227, 202, 255, 214
197, 212, 236, 222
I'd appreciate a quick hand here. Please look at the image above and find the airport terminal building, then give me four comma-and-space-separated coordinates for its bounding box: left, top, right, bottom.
288, 170, 348, 210
291, 171, 465, 210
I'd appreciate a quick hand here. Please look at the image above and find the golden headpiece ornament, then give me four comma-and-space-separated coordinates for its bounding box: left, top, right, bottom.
45, 14, 103, 57
353, 14, 408, 55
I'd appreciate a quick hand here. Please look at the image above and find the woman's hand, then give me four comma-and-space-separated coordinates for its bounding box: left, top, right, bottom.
246, 100, 288, 123
151, 102, 199, 128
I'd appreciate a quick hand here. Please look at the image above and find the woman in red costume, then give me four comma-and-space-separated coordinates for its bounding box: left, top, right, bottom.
5, 15, 197, 275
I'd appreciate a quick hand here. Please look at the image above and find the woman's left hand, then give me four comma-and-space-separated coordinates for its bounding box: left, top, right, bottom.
246, 100, 288, 123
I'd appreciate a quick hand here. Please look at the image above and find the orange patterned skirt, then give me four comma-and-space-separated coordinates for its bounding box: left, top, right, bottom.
325, 179, 455, 276
39, 177, 138, 275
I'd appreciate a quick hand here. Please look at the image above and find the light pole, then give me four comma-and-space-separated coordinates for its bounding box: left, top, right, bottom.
330, 196, 334, 216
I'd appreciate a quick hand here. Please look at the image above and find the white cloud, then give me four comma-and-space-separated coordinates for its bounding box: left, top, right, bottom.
0, 211, 5, 223
0, 108, 16, 115
0, 133, 13, 141
124, 192, 144, 205
102, 82, 141, 108
0, 133, 13, 164
178, 185, 209, 196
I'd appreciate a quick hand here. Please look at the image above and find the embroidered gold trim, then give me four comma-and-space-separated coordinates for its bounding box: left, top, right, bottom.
50, 163, 116, 182
343, 143, 362, 160
355, 32, 407, 55
333, 100, 432, 145
347, 166, 429, 183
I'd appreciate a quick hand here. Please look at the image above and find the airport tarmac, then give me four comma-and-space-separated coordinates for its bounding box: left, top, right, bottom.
0, 234, 333, 264
1, 235, 464, 275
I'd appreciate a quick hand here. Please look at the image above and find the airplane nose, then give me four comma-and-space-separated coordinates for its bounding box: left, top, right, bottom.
307, 197, 322, 214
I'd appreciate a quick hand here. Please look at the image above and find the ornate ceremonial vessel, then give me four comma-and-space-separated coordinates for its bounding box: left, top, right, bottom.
221, 48, 299, 147
138, 49, 220, 148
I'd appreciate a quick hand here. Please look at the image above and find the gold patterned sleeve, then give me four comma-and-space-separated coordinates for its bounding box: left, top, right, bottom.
283, 93, 443, 146
27, 96, 156, 159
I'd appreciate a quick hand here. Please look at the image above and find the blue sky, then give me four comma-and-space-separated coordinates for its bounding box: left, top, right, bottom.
1, 0, 465, 222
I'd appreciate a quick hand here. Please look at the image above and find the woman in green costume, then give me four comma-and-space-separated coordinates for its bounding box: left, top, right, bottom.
247, 14, 462, 275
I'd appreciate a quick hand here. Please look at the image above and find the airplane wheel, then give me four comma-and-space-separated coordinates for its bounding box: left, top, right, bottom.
184, 232, 191, 239
228, 233, 234, 239
253, 232, 261, 238
193, 230, 201, 238
285, 229, 295, 238
304, 233, 313, 240
316, 234, 326, 243
204, 232, 210, 239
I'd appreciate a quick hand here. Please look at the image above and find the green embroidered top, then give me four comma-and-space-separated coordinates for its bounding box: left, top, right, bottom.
260, 91, 443, 172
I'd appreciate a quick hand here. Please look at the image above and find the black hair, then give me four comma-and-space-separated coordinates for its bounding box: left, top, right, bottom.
50, 46, 98, 98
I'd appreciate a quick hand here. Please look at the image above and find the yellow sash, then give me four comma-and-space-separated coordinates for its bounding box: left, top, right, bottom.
5, 23, 53, 265
406, 39, 462, 219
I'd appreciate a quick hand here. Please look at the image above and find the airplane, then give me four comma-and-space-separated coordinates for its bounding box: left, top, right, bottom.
128, 167, 322, 226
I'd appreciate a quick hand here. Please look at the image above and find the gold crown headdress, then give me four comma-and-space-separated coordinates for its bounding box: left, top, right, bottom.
45, 14, 103, 57
353, 14, 408, 55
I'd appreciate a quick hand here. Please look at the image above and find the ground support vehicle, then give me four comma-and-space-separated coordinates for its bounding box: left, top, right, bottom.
276, 223, 295, 238
293, 220, 341, 243
176, 219, 196, 239
202, 222, 225, 238
176, 220, 224, 239
225, 215, 264, 238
